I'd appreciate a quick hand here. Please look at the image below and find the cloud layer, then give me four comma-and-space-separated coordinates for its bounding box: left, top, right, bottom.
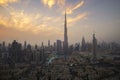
0, 0, 89, 44
68, 12, 88, 23
66, 0, 84, 14
0, 0, 18, 5
0, 0, 87, 35
41, 0, 65, 8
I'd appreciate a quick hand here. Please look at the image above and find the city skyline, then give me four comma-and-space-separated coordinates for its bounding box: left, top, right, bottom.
0, 0, 120, 44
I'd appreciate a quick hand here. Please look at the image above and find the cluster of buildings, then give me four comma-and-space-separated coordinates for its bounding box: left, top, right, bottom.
0, 40, 46, 65
0, 12, 120, 65
0, 12, 120, 80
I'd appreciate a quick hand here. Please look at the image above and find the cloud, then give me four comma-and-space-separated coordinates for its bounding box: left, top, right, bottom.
0, 10, 36, 32
35, 13, 41, 19
57, 0, 65, 6
0, 0, 18, 5
42, 0, 55, 8
65, 0, 84, 14
0, 0, 87, 39
68, 12, 88, 23
72, 0, 84, 10
0, 7, 63, 35
41, 0, 65, 8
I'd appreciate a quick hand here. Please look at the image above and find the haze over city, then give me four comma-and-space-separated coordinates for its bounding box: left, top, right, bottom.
0, 0, 120, 44
1, 0, 120, 80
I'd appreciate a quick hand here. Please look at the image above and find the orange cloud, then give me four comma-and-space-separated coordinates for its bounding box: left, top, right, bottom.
41, 0, 55, 8
0, 10, 38, 32
66, 0, 84, 14
68, 12, 88, 23
57, 0, 65, 6
35, 13, 41, 19
72, 1, 84, 10
66, 8, 73, 14
0, 8, 63, 35
0, 0, 18, 5
41, 0, 65, 8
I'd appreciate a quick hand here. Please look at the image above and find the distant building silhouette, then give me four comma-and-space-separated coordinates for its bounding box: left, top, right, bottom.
27, 44, 32, 50
24, 41, 27, 49
0, 43, 2, 58
35, 44, 38, 50
75, 43, 80, 51
81, 37, 86, 51
69, 45, 74, 54
56, 40, 62, 54
64, 12, 68, 60
48, 40, 50, 48
41, 43, 46, 63
47, 40, 51, 52
92, 34, 97, 60
41, 42, 44, 48
53, 42, 56, 51
9, 40, 22, 62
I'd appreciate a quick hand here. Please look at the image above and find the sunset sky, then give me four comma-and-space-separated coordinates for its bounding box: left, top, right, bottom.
0, 0, 120, 45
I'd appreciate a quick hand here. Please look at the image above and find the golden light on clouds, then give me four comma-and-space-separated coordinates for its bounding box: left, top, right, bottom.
57, 0, 65, 6
72, 1, 84, 10
0, 9, 63, 35
41, 0, 65, 8
0, 8, 87, 35
68, 12, 88, 23
0, 0, 88, 42
41, 0, 55, 8
66, 0, 84, 14
66, 8, 73, 14
0, 0, 118, 44
0, 0, 18, 5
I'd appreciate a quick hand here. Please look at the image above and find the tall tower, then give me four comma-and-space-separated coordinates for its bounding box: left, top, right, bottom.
24, 41, 27, 49
48, 40, 50, 47
81, 36, 86, 51
93, 33, 97, 60
64, 12, 68, 60
56, 40, 62, 54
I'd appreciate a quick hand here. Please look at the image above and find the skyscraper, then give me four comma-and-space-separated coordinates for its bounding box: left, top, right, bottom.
81, 37, 86, 51
56, 40, 62, 54
41, 42, 44, 48
9, 40, 22, 62
64, 12, 68, 60
93, 33, 97, 60
24, 41, 27, 49
48, 40, 50, 47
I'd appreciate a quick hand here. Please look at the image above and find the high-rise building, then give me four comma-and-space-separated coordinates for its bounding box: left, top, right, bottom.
48, 40, 51, 51
9, 40, 22, 62
75, 43, 80, 51
2, 41, 6, 51
81, 37, 86, 51
2, 41, 5, 47
53, 42, 56, 51
35, 44, 38, 50
41, 42, 44, 48
56, 40, 62, 54
93, 34, 97, 60
64, 12, 68, 60
48, 40, 50, 47
24, 41, 27, 49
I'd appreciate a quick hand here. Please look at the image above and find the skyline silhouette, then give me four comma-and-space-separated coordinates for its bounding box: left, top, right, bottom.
0, 1, 120, 80
0, 0, 120, 44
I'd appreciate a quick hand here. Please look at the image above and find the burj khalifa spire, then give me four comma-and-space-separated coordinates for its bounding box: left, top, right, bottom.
64, 11, 68, 60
